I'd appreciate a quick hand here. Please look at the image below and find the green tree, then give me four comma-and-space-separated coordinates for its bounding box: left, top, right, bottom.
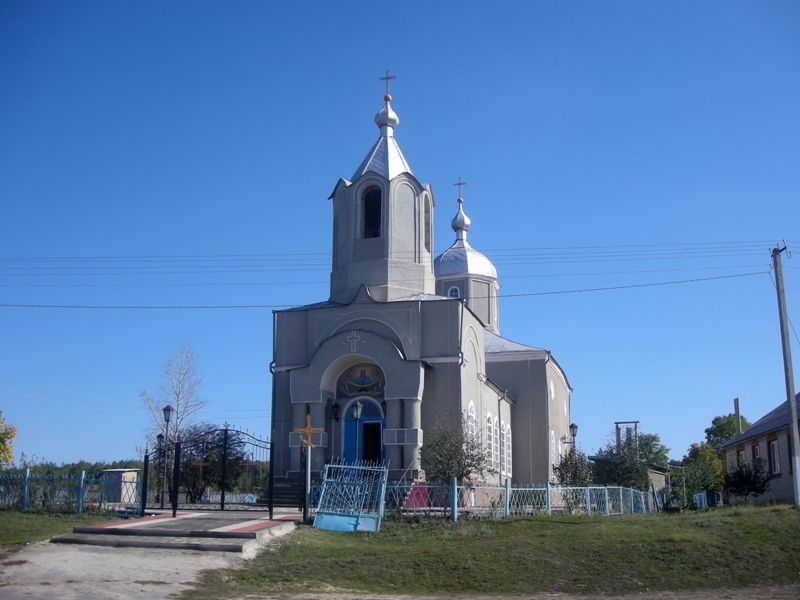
420, 416, 493, 485
178, 424, 249, 503
553, 447, 592, 487
592, 436, 649, 491
0, 412, 17, 467
705, 413, 750, 454
724, 459, 769, 502
638, 433, 670, 466
669, 442, 723, 507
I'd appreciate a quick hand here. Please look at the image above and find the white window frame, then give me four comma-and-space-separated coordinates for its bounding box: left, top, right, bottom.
467, 402, 476, 437
500, 421, 507, 476
486, 414, 493, 466
769, 439, 781, 475
448, 286, 460, 299
506, 424, 512, 478
494, 417, 500, 472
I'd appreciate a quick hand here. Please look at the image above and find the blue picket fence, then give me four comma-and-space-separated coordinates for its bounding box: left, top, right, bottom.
0, 470, 140, 514
310, 480, 651, 521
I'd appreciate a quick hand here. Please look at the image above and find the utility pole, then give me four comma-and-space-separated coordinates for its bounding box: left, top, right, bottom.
772, 245, 800, 509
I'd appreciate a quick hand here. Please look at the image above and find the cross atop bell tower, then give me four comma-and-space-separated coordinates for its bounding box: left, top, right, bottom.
328, 77, 436, 303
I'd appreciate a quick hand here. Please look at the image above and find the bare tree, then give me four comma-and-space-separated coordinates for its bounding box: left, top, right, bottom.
139, 345, 207, 445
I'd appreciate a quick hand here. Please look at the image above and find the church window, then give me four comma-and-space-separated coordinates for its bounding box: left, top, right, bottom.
506, 425, 512, 478
448, 286, 460, 299
362, 186, 382, 238
494, 417, 500, 472
486, 415, 493, 466
467, 402, 476, 437
424, 197, 431, 252
500, 421, 506, 476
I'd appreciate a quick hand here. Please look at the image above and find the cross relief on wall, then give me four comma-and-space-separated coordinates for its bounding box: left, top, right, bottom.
340, 331, 366, 353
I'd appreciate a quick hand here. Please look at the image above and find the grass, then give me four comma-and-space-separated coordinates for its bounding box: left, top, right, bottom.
188, 505, 800, 597
0, 510, 112, 547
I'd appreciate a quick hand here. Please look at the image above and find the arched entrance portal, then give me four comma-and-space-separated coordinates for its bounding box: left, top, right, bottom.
342, 397, 384, 463
336, 363, 385, 463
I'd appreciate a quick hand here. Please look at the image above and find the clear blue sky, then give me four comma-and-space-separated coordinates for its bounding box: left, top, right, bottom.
1, 1, 798, 466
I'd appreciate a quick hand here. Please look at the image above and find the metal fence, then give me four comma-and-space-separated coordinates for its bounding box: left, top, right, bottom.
692, 490, 723, 510
312, 480, 651, 521
141, 426, 272, 517
0, 470, 139, 514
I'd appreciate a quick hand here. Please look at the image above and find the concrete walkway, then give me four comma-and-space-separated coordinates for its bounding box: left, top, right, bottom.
0, 509, 300, 600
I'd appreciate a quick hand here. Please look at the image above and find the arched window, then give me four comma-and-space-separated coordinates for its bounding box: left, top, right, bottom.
467, 402, 476, 437
424, 197, 431, 252
506, 425, 512, 478
363, 186, 381, 238
486, 414, 493, 466
448, 286, 460, 299
500, 421, 506, 476
494, 417, 500, 472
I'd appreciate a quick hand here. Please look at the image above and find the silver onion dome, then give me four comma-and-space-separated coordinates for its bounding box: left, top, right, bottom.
434, 195, 497, 279
375, 94, 400, 130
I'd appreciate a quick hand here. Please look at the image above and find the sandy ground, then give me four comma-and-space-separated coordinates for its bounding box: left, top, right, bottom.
1, 540, 798, 600
0, 541, 242, 599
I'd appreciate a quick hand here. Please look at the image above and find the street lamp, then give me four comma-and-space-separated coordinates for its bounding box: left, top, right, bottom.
353, 400, 363, 462
160, 404, 174, 509
156, 433, 164, 505
569, 423, 578, 444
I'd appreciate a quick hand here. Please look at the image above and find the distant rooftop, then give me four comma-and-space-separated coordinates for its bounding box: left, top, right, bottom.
722, 393, 800, 449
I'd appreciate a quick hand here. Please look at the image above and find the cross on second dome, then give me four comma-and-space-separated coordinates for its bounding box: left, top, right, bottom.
379, 70, 396, 97
453, 177, 467, 201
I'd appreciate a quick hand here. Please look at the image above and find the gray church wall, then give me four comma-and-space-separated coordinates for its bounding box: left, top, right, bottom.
391, 181, 416, 262
485, 357, 550, 484
274, 310, 309, 368
470, 280, 490, 326
546, 360, 572, 466
419, 299, 462, 358
270, 371, 293, 477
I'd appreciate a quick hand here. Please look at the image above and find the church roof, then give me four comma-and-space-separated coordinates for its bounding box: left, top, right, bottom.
721, 393, 800, 449
434, 195, 497, 279
484, 330, 545, 354
352, 93, 413, 181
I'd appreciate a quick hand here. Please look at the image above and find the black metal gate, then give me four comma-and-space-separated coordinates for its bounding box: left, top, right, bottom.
140, 427, 273, 518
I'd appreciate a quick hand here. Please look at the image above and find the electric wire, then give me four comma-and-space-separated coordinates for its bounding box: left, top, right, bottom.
0, 270, 769, 310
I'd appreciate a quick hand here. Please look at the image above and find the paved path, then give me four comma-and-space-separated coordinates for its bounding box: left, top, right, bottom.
0, 509, 300, 600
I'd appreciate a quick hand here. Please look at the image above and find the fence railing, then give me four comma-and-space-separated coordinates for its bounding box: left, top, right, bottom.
0, 470, 140, 514
311, 480, 651, 521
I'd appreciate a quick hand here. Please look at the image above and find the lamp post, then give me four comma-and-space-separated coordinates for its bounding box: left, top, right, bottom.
156, 433, 164, 505
569, 423, 578, 446
160, 404, 174, 509
353, 400, 363, 462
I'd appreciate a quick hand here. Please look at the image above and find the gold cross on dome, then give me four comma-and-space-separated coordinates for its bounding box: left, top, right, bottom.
379, 70, 396, 96
292, 414, 325, 448
453, 177, 467, 200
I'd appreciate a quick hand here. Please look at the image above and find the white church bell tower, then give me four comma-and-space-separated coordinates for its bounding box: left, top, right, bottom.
328, 73, 436, 303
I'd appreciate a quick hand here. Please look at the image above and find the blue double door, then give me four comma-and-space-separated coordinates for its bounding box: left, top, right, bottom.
342, 398, 384, 463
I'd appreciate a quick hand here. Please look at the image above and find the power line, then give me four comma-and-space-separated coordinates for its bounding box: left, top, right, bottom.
0, 270, 769, 310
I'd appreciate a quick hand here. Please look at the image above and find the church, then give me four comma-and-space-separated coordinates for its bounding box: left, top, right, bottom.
270, 81, 572, 485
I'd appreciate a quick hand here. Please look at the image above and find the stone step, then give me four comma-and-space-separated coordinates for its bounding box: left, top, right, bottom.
51, 519, 296, 557
52, 533, 251, 553
72, 526, 257, 539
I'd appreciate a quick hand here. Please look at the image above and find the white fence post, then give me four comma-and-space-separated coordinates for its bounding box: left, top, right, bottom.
546, 482, 551, 515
